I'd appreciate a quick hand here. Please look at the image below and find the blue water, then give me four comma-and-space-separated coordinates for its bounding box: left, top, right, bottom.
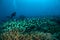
0, 0, 60, 20
0, 1, 60, 40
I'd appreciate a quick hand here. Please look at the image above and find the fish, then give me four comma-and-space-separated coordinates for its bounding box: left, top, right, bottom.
10, 12, 16, 19
6, 12, 16, 21
6, 12, 16, 19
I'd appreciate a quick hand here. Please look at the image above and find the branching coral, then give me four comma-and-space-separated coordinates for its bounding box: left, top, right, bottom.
0, 30, 54, 40
0, 17, 60, 40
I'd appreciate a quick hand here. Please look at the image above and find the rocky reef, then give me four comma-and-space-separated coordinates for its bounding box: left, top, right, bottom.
0, 16, 60, 40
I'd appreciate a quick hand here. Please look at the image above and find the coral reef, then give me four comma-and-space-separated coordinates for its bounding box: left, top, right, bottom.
0, 16, 60, 40
0, 31, 54, 40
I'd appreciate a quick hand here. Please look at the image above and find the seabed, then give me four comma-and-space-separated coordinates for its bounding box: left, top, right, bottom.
0, 16, 60, 40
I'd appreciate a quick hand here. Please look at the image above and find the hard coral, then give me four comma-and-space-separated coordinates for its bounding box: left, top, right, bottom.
0, 16, 60, 40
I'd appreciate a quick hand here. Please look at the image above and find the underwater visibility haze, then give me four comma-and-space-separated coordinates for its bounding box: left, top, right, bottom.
0, 0, 60, 17
0, 0, 60, 40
